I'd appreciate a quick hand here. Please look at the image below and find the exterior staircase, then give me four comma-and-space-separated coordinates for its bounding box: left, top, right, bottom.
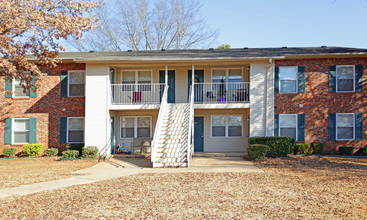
152, 103, 191, 167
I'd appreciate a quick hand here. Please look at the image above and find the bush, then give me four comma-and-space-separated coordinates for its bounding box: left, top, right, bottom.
338, 146, 355, 155
23, 144, 43, 157
3, 148, 17, 157
295, 143, 313, 155
311, 142, 324, 155
66, 143, 84, 157
356, 147, 367, 156
62, 150, 79, 158
249, 136, 295, 157
44, 148, 59, 157
247, 144, 269, 161
82, 146, 99, 158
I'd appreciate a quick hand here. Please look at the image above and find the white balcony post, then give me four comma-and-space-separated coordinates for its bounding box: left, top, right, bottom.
165, 65, 168, 86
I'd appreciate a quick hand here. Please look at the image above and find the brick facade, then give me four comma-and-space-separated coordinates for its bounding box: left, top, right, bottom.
275, 58, 367, 152
0, 63, 85, 154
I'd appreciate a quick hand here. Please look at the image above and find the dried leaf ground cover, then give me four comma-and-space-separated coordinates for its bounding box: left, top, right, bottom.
0, 158, 98, 189
0, 156, 366, 219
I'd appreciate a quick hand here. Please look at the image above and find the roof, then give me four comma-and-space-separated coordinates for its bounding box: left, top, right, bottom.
56, 47, 367, 62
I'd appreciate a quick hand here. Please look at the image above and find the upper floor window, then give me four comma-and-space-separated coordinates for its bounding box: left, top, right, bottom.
336, 65, 355, 92
279, 66, 297, 93
13, 78, 30, 98
68, 71, 85, 97
121, 70, 152, 91
212, 69, 242, 83
336, 113, 354, 140
13, 118, 30, 144
279, 114, 297, 140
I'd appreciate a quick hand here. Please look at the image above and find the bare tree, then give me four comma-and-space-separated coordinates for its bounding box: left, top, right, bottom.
70, 0, 218, 51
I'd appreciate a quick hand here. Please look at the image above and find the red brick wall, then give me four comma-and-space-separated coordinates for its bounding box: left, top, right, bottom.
275, 58, 367, 152
0, 63, 85, 154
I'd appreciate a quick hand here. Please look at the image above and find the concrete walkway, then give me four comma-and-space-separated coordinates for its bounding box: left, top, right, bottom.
0, 157, 262, 199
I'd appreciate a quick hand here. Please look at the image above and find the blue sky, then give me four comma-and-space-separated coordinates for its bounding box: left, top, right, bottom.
201, 0, 367, 48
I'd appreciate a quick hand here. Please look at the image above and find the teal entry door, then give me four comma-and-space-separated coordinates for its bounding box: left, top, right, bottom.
194, 117, 204, 152
159, 70, 175, 103
188, 70, 204, 102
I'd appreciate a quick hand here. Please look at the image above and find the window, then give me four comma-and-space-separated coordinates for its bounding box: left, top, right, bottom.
68, 117, 84, 143
211, 115, 243, 137
13, 118, 30, 144
279, 114, 297, 140
120, 116, 152, 138
212, 69, 243, 83
279, 66, 297, 93
336, 65, 355, 92
13, 78, 30, 98
68, 71, 85, 97
121, 70, 152, 91
336, 113, 354, 140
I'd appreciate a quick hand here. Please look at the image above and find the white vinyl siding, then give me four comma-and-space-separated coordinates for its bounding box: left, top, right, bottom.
13, 118, 30, 144
279, 66, 297, 93
211, 115, 243, 137
336, 113, 355, 140
68, 71, 85, 97
279, 114, 297, 140
67, 117, 84, 143
336, 65, 355, 92
120, 116, 152, 139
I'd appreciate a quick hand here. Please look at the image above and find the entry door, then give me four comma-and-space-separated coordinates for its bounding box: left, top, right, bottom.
110, 117, 115, 154
188, 70, 204, 103
194, 117, 204, 152
159, 70, 175, 103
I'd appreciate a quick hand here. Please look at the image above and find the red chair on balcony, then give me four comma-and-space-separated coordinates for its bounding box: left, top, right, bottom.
129, 91, 142, 103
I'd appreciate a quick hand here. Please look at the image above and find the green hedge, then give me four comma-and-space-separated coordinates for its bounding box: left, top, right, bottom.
249, 136, 295, 157
3, 148, 17, 157
247, 144, 269, 161
311, 142, 324, 155
62, 150, 79, 158
338, 146, 355, 155
356, 147, 367, 156
82, 146, 99, 158
295, 143, 313, 155
44, 148, 59, 157
66, 143, 84, 157
23, 144, 43, 157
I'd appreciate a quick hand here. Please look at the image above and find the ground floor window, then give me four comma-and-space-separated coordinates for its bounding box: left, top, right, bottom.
67, 117, 84, 143
336, 113, 354, 140
13, 118, 30, 144
120, 116, 151, 138
279, 114, 297, 140
211, 115, 242, 137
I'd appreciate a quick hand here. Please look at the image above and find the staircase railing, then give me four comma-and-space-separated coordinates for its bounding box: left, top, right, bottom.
98, 135, 112, 161
151, 85, 169, 164
186, 84, 195, 167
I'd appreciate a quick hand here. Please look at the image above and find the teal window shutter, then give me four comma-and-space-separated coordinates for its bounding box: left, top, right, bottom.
298, 66, 305, 93
329, 113, 336, 140
274, 67, 279, 94
5, 79, 12, 98
274, 114, 279, 136
60, 117, 67, 143
29, 118, 37, 143
4, 118, 12, 144
329, 66, 336, 93
297, 114, 305, 141
30, 72, 37, 98
355, 113, 363, 140
60, 70, 68, 97
355, 65, 363, 92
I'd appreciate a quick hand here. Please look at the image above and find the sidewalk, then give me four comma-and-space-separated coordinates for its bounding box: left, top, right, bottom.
0, 157, 262, 199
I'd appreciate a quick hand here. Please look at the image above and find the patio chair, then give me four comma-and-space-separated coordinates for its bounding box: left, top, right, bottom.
128, 91, 142, 103
132, 138, 144, 153
141, 138, 152, 153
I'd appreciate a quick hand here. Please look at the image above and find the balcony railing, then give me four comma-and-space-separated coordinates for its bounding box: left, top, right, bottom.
193, 82, 249, 104
111, 83, 165, 105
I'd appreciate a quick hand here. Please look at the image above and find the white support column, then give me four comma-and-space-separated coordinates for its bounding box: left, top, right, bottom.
165, 65, 168, 86
192, 65, 195, 85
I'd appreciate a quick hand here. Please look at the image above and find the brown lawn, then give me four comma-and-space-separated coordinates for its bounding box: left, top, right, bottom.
0, 157, 98, 189
0, 156, 366, 219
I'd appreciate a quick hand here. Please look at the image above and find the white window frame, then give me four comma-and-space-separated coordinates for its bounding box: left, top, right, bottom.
67, 70, 86, 97
119, 116, 152, 139
211, 68, 243, 83
279, 114, 298, 141
12, 118, 30, 144
12, 71, 31, 98
67, 117, 85, 143
279, 66, 298, 94
210, 115, 243, 138
121, 70, 153, 84
336, 65, 355, 93
336, 113, 355, 141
